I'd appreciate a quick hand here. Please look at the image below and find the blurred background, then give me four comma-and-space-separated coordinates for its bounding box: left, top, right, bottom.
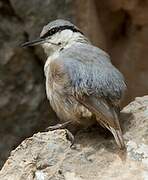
0, 0, 148, 168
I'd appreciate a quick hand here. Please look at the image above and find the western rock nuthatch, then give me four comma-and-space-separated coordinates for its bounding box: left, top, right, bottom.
22, 19, 127, 149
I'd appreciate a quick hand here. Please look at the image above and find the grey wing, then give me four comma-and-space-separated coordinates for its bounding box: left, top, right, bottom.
59, 44, 126, 148
61, 43, 126, 103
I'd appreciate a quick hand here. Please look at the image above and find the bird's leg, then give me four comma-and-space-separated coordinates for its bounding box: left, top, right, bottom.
46, 120, 72, 131
65, 129, 75, 148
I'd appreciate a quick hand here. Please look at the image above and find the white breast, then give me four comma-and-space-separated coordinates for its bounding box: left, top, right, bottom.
44, 51, 60, 100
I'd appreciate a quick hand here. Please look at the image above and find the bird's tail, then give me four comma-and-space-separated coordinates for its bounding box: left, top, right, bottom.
109, 126, 125, 149
109, 107, 126, 150
96, 106, 126, 150
79, 96, 126, 149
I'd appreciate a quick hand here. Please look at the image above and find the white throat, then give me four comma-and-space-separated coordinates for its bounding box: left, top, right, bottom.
42, 30, 89, 57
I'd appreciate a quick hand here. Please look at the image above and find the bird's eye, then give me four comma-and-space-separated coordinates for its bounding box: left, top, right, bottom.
49, 28, 59, 36
41, 28, 58, 38
50, 28, 56, 34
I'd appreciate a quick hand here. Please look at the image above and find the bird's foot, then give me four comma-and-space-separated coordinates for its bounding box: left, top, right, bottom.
46, 121, 71, 131
65, 129, 75, 148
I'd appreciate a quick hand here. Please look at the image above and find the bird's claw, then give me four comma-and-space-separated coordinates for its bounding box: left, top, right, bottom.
46, 121, 71, 131
65, 129, 75, 148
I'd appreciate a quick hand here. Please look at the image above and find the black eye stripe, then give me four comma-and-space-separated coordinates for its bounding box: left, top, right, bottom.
41, 25, 83, 39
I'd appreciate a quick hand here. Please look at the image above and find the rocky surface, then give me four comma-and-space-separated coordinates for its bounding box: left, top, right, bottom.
0, 96, 148, 180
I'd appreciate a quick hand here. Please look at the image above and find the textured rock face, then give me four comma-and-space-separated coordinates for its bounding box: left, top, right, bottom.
0, 96, 148, 180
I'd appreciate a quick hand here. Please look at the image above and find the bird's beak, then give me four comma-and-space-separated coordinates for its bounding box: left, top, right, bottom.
21, 38, 59, 48
21, 38, 45, 47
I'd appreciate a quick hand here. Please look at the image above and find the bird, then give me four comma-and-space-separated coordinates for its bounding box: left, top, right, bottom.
21, 19, 127, 149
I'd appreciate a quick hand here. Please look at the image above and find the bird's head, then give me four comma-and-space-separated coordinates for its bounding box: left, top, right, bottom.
21, 19, 85, 56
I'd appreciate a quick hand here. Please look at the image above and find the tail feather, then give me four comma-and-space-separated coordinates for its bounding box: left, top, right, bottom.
96, 106, 126, 150
78, 95, 126, 149
109, 127, 125, 149
110, 107, 126, 149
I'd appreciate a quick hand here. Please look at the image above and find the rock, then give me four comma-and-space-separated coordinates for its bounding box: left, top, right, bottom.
0, 96, 148, 180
